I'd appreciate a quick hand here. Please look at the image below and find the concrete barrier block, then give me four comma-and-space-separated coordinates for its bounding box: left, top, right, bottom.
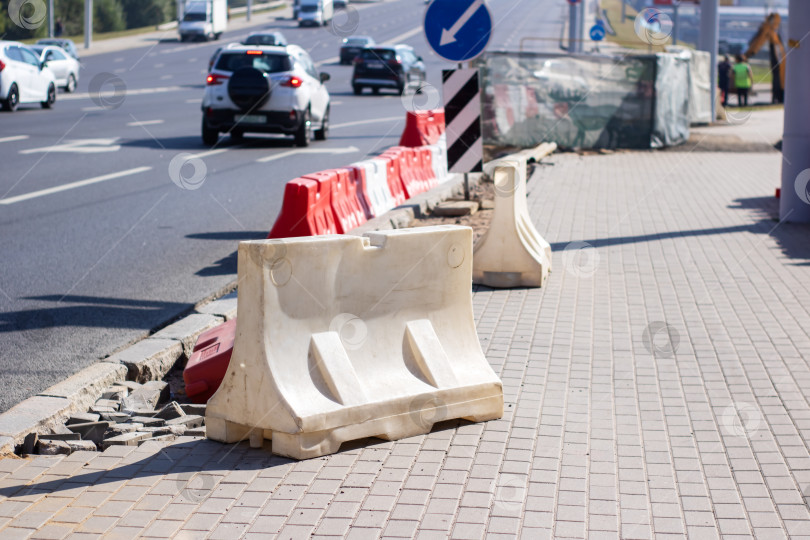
38, 362, 128, 415
104, 338, 184, 383
206, 225, 503, 459
473, 163, 551, 288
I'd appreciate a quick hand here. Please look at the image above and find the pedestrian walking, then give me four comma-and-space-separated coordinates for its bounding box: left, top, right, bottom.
54, 18, 63, 37
732, 54, 753, 107
718, 55, 731, 107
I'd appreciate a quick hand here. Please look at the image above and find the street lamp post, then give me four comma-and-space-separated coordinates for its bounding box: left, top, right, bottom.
84, 0, 92, 49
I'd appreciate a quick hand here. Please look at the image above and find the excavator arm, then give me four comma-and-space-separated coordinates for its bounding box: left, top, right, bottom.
744, 13, 785, 102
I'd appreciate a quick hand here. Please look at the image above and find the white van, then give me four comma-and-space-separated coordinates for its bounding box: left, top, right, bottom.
298, 0, 334, 27
179, 0, 227, 41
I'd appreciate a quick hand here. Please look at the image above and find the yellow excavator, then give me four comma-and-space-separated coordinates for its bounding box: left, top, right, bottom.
744, 12, 786, 103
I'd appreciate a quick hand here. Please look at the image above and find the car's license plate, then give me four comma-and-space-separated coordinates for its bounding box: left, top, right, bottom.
366, 61, 384, 68
237, 114, 265, 124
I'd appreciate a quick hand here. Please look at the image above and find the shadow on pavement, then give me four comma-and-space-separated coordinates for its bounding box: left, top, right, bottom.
0, 296, 189, 335
195, 251, 238, 277
730, 195, 810, 265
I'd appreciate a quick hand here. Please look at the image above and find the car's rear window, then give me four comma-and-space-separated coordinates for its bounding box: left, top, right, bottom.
244, 35, 278, 46
215, 52, 291, 73
345, 38, 368, 46
361, 49, 395, 61
300, 5, 318, 12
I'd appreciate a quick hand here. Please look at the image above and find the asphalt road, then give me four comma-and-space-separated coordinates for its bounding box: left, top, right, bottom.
0, 0, 566, 413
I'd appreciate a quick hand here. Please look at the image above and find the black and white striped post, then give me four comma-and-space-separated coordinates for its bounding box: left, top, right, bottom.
443, 67, 483, 200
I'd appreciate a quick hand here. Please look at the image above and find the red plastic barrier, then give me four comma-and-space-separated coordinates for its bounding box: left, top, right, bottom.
377, 151, 407, 206
417, 147, 439, 189
268, 178, 338, 238
303, 169, 366, 234
348, 165, 375, 220
302, 170, 349, 234
333, 168, 367, 231
384, 147, 428, 198
184, 318, 236, 404
399, 109, 446, 147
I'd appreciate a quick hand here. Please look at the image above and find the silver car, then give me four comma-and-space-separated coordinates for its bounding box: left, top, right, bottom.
31, 45, 80, 92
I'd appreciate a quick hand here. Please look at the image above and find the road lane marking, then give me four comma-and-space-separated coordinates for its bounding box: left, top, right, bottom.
20, 138, 121, 154
186, 98, 202, 103
60, 86, 184, 101
314, 56, 339, 67
256, 146, 359, 163
0, 166, 152, 205
196, 148, 231, 159
382, 26, 423, 45
330, 116, 402, 130
0, 135, 29, 143
127, 119, 164, 127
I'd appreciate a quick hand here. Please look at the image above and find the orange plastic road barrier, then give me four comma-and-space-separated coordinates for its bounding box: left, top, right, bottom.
184, 318, 237, 404
268, 177, 338, 238
399, 109, 446, 147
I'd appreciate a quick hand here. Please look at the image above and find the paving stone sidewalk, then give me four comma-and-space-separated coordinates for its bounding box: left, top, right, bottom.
2, 113, 810, 539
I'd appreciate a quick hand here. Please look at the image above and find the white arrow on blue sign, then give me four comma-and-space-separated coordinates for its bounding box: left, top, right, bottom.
424, 0, 493, 63
589, 23, 606, 41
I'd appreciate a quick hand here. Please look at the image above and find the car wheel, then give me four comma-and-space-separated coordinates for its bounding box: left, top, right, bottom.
65, 74, 77, 93
202, 118, 219, 146
353, 85, 362, 95
294, 108, 311, 147
314, 106, 329, 141
2, 84, 19, 112
41, 83, 56, 109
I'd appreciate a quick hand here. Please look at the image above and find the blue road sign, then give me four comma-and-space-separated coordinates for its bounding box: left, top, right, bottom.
589, 23, 606, 41
424, 0, 492, 63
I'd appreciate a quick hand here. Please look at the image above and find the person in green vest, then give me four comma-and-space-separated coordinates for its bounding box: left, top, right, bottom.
732, 54, 754, 107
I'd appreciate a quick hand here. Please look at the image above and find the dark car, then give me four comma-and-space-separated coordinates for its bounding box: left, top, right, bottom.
339, 35, 374, 65
351, 44, 425, 95
334, 0, 348, 7
242, 31, 288, 47
35, 38, 79, 60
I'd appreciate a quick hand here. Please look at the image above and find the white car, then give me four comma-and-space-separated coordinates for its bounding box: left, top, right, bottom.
31, 45, 80, 92
202, 44, 331, 147
0, 41, 57, 111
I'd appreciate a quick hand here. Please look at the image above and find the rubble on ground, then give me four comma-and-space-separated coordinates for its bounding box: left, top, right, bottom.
17, 378, 206, 456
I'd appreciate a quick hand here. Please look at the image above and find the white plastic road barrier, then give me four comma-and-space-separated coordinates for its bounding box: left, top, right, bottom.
354, 159, 395, 217
435, 133, 451, 184
206, 225, 504, 459
428, 144, 449, 184
473, 162, 552, 288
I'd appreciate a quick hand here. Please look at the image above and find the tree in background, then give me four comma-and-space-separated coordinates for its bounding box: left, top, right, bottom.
120, 0, 175, 29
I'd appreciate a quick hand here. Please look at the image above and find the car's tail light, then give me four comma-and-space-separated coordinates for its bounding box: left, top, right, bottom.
0, 59, 5, 72
387, 56, 402, 66
206, 73, 229, 85
353, 56, 364, 65
281, 76, 302, 88
246, 50, 262, 55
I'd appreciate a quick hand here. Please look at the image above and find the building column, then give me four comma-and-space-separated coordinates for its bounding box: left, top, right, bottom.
780, 0, 810, 222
